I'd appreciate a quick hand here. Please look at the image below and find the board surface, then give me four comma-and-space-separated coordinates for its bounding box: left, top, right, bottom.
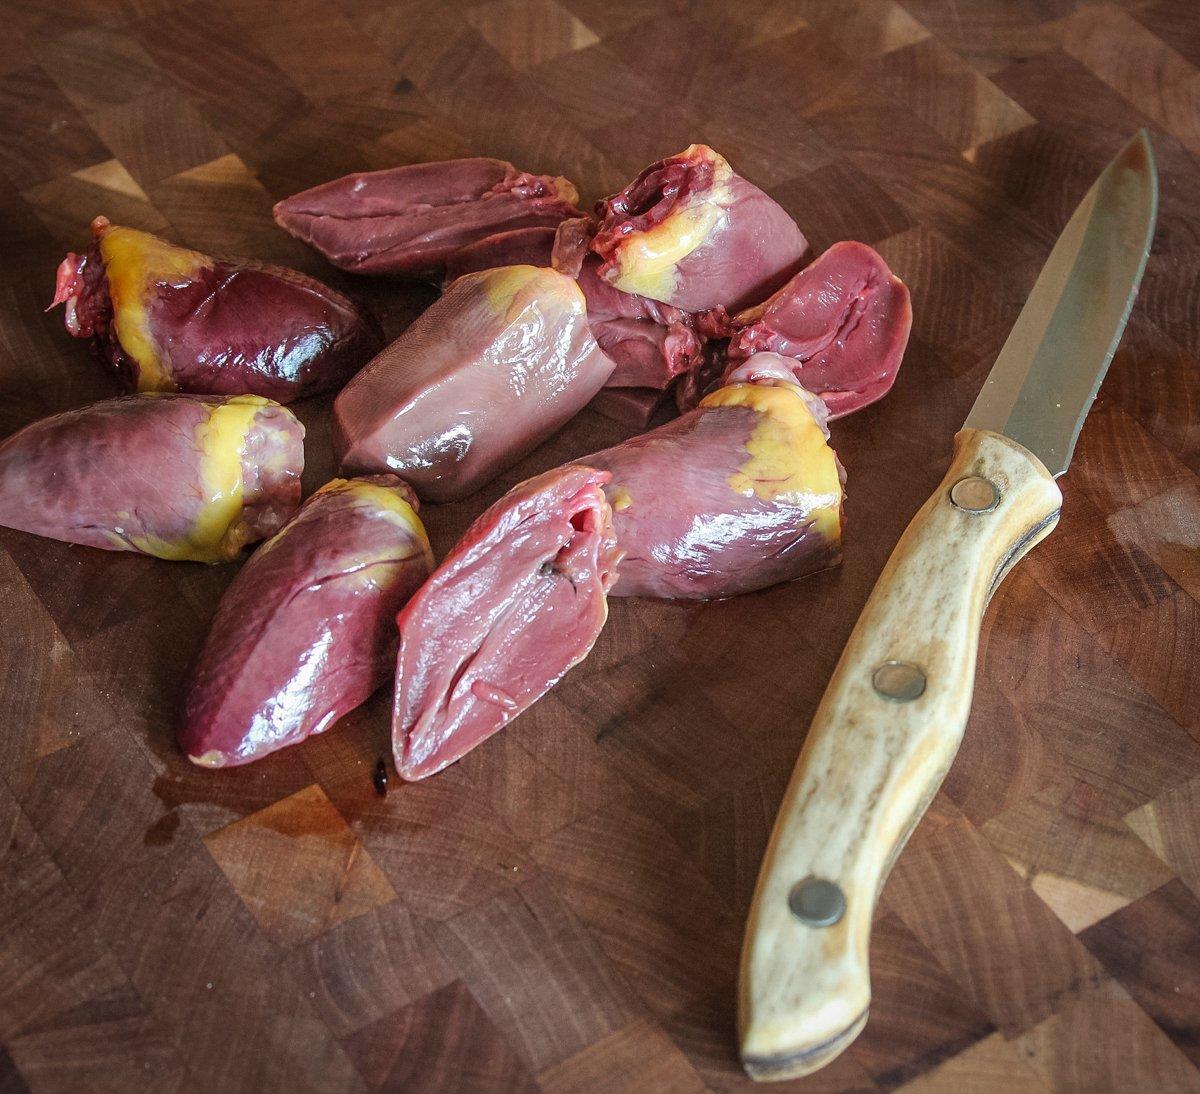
2, 1, 1200, 1091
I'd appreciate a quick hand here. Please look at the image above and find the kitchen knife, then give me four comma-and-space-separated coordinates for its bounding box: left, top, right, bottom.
738, 130, 1158, 1081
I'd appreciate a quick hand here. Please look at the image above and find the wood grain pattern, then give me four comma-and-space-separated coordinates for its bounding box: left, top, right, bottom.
0, 1, 1199, 1091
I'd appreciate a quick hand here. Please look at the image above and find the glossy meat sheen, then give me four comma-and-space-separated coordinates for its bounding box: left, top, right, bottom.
587, 361, 843, 599
274, 158, 584, 277
180, 475, 434, 767
334, 265, 615, 502
393, 466, 618, 780
51, 218, 382, 402
591, 144, 808, 312
726, 241, 912, 418
0, 393, 303, 562
576, 255, 702, 390
443, 224, 703, 395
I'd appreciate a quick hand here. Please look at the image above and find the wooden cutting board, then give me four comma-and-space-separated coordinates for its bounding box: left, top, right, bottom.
2, 1, 1199, 1091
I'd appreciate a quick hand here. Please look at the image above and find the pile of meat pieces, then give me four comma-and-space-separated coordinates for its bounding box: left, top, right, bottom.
1, 145, 910, 778
276, 145, 910, 430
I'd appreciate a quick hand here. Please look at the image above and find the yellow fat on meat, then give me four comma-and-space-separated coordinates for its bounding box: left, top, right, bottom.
480, 265, 585, 324
700, 382, 843, 542
99, 226, 209, 393
120, 396, 267, 563
317, 478, 435, 569
607, 145, 733, 301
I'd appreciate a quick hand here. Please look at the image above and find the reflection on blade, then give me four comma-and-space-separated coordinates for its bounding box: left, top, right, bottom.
964, 131, 1158, 477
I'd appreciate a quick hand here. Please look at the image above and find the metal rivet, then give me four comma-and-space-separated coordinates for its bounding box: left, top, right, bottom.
789, 878, 846, 927
950, 476, 1000, 513
873, 661, 926, 702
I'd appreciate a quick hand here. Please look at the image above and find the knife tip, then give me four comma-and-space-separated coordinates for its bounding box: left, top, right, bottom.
1124, 129, 1156, 179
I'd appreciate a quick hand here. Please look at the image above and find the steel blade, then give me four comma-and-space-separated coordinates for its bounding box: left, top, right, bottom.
964, 131, 1158, 476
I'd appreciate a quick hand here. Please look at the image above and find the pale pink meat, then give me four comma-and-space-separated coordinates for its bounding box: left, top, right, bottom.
393, 466, 618, 780
588, 360, 844, 599
590, 144, 808, 312
334, 265, 615, 502
443, 224, 703, 399
725, 241, 912, 418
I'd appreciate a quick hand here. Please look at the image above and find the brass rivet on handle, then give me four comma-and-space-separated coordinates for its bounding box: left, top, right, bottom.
788, 878, 846, 927
950, 475, 1000, 513
873, 660, 927, 702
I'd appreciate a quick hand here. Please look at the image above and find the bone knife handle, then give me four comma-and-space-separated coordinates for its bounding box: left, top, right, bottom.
738, 428, 1062, 1081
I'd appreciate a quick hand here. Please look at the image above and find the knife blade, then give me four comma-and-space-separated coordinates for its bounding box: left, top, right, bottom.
738, 131, 1158, 1082
965, 130, 1158, 473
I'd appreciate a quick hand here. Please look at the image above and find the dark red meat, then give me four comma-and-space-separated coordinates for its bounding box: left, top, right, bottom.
587, 386, 670, 430
0, 393, 303, 562
274, 158, 585, 278
51, 217, 382, 402
180, 475, 434, 767
673, 341, 728, 416
575, 255, 702, 390
587, 358, 844, 599
725, 241, 912, 418
334, 265, 615, 503
591, 144, 808, 312
393, 466, 618, 780
442, 226, 558, 283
